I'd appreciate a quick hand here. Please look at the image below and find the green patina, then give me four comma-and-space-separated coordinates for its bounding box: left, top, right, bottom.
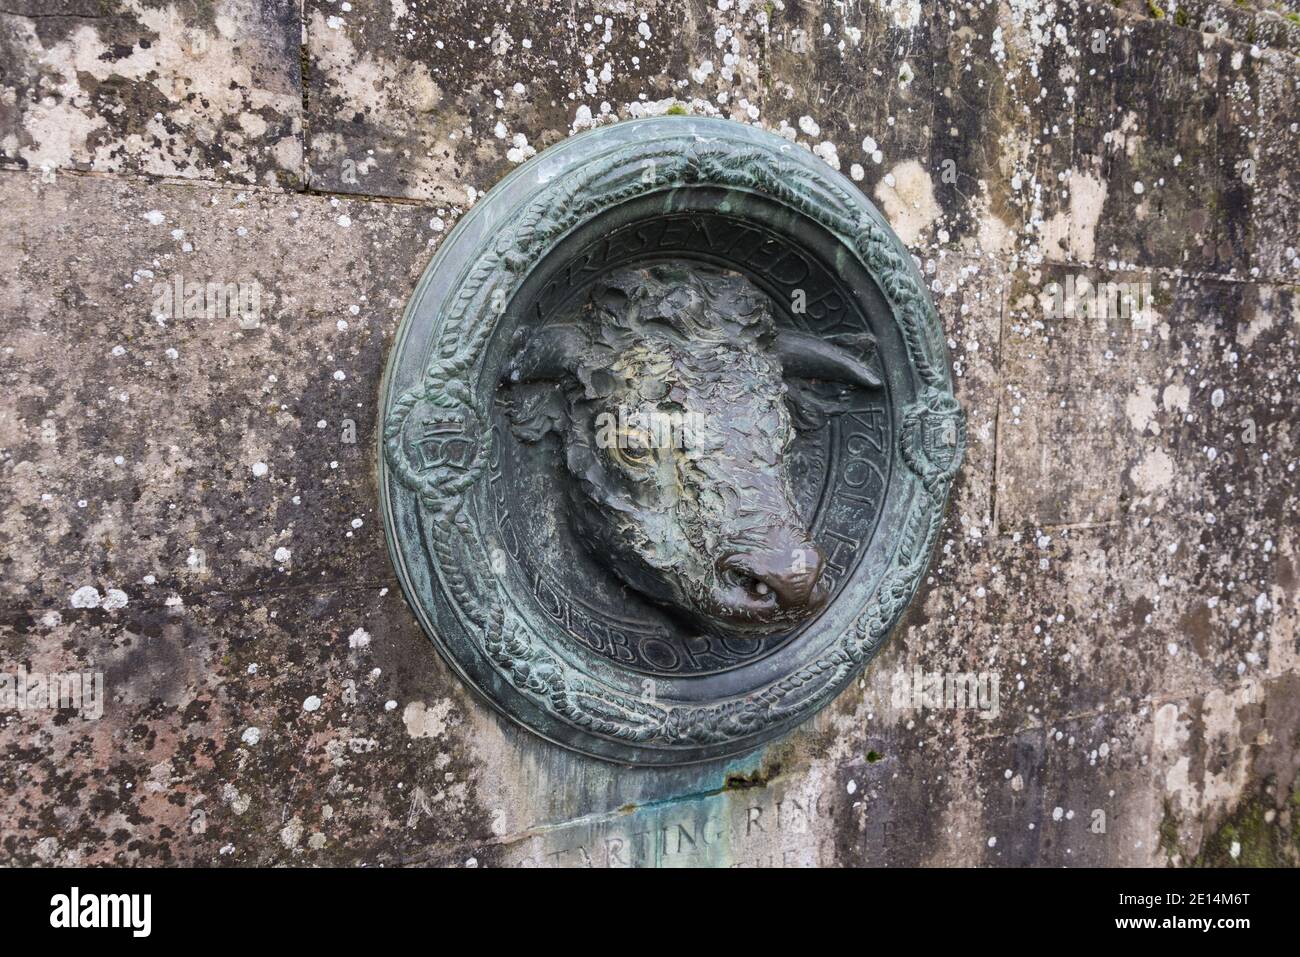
379, 117, 964, 765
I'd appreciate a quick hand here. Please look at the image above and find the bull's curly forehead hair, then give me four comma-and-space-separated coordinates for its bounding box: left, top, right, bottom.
503, 260, 881, 404
586, 264, 776, 346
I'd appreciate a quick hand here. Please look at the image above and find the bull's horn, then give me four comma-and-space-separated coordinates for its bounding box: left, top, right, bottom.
775, 330, 882, 389
503, 324, 585, 383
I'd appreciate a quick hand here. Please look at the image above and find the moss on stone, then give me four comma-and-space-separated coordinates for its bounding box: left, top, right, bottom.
1193, 799, 1285, 866
1158, 798, 1183, 861
1191, 774, 1300, 868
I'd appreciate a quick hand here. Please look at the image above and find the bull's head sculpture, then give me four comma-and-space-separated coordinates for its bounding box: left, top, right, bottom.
501, 264, 882, 639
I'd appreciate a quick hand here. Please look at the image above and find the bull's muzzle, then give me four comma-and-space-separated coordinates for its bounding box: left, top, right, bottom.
716, 541, 829, 626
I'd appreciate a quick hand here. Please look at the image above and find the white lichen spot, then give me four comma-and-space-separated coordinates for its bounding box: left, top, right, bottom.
403, 699, 455, 739
1162, 383, 1190, 413
1130, 448, 1175, 493
1124, 384, 1159, 433
279, 817, 304, 849
873, 160, 940, 246
506, 132, 536, 164
876, 0, 921, 30
1039, 170, 1108, 262
70, 586, 101, 609
812, 140, 840, 170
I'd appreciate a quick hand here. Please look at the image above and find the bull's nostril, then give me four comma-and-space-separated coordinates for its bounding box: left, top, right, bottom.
718, 544, 827, 613
721, 564, 772, 600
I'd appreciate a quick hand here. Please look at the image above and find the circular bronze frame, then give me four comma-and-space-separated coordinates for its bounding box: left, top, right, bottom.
379, 117, 964, 765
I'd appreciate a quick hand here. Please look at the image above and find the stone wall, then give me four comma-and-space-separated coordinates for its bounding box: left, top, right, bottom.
1, 0, 1297, 866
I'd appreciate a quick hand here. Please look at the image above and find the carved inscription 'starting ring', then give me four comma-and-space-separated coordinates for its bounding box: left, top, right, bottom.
379, 117, 964, 765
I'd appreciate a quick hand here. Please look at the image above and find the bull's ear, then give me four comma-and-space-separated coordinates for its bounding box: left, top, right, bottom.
507, 387, 569, 443
501, 325, 584, 443
775, 330, 882, 389
778, 331, 882, 431
502, 324, 585, 384
785, 382, 856, 431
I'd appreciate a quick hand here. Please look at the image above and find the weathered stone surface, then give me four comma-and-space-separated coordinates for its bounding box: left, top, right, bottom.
0, 0, 303, 187
0, 174, 432, 606
1127, 0, 1300, 57
304, 0, 764, 204
764, 0, 934, 206
930, 252, 1004, 534
1241, 49, 1300, 281
1, 0, 1297, 867
998, 267, 1296, 530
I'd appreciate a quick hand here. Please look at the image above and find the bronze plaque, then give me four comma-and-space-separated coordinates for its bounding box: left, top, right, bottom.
380, 117, 963, 765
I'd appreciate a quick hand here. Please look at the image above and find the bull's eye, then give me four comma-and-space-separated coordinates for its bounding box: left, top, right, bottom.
613, 430, 655, 469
